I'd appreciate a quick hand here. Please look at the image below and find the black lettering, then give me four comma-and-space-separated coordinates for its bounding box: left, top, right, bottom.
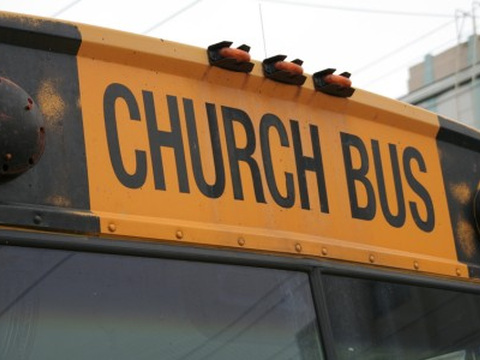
290, 120, 329, 212
259, 114, 295, 208
184, 99, 225, 198
222, 106, 266, 203
144, 93, 189, 193
103, 83, 147, 189
403, 147, 435, 232
341, 132, 376, 220
372, 140, 406, 227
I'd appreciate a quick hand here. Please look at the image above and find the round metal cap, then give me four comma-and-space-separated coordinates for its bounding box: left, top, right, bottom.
0, 77, 45, 179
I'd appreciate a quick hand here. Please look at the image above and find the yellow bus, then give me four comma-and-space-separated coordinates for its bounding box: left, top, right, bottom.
1, 11, 480, 360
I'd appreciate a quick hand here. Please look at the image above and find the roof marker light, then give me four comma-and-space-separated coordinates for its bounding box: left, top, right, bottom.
262, 55, 306, 86
313, 68, 355, 98
207, 41, 254, 73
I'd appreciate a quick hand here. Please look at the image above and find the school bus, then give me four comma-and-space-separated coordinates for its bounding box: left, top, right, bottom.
2, 11, 480, 360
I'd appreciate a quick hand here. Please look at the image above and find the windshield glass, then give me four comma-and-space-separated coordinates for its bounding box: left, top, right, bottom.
0, 245, 323, 360
323, 274, 480, 360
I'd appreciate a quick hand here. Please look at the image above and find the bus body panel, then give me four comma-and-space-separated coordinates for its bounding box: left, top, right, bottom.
0, 11, 478, 279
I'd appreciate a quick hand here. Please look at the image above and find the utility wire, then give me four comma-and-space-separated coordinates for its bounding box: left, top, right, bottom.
353, 19, 456, 74
52, 0, 82, 18
259, 3, 268, 58
261, 0, 455, 19
143, 0, 203, 34
362, 37, 458, 89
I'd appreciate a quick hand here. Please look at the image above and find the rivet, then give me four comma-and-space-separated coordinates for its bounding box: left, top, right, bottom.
237, 237, 245, 246
369, 254, 375, 263
33, 215, 42, 225
295, 243, 302, 253
321, 247, 328, 256
456, 268, 462, 277
25, 99, 33, 110
175, 230, 184, 239
108, 223, 116, 232
414, 261, 419, 270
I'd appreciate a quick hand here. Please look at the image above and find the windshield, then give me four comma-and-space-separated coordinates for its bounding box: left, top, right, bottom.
0, 245, 323, 360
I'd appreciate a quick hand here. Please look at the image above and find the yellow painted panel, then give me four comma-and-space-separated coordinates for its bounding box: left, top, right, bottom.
77, 27, 460, 276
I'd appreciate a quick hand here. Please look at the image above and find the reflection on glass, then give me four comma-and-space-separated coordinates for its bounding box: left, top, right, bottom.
323, 275, 480, 360
0, 245, 323, 360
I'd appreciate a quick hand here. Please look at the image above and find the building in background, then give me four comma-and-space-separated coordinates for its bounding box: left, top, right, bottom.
400, 35, 480, 129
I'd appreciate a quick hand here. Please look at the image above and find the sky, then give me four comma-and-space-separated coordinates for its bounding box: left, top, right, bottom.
0, 0, 477, 99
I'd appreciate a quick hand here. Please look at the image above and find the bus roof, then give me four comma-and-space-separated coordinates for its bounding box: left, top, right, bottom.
0, 11, 480, 280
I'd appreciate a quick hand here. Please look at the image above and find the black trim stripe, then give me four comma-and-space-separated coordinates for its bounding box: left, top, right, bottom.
3, 229, 480, 294
0, 203, 99, 235
437, 116, 480, 278
0, 13, 81, 54
437, 115, 480, 151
